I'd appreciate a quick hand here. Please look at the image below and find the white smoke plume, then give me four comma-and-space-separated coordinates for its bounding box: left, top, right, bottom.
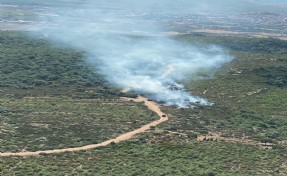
35, 1, 233, 108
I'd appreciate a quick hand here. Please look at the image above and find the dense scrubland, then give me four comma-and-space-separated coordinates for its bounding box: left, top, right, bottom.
0, 31, 157, 152
172, 35, 287, 143
0, 31, 287, 175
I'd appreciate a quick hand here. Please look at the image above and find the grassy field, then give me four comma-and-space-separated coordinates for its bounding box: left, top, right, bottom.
0, 31, 287, 175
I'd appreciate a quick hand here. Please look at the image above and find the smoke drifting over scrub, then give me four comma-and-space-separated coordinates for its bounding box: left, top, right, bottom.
37, 1, 232, 108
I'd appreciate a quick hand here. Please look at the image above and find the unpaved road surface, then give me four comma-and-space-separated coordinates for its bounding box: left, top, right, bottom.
0, 96, 168, 157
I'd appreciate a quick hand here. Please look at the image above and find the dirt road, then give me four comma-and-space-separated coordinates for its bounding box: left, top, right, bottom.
0, 96, 168, 157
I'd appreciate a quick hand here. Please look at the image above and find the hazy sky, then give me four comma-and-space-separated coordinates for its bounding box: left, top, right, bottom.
1, 0, 286, 14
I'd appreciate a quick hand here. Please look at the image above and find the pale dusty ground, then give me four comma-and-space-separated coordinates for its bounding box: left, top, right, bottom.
190, 29, 287, 41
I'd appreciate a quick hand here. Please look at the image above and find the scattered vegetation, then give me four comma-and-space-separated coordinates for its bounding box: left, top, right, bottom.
157, 34, 287, 144
1, 31, 287, 175
0, 142, 286, 176
0, 96, 157, 152
0, 31, 156, 152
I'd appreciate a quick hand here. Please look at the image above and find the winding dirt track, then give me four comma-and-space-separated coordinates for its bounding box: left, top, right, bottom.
0, 96, 168, 157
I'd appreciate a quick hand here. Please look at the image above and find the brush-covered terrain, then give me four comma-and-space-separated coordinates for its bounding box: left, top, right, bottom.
0, 31, 157, 153
0, 31, 287, 175
159, 35, 287, 144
